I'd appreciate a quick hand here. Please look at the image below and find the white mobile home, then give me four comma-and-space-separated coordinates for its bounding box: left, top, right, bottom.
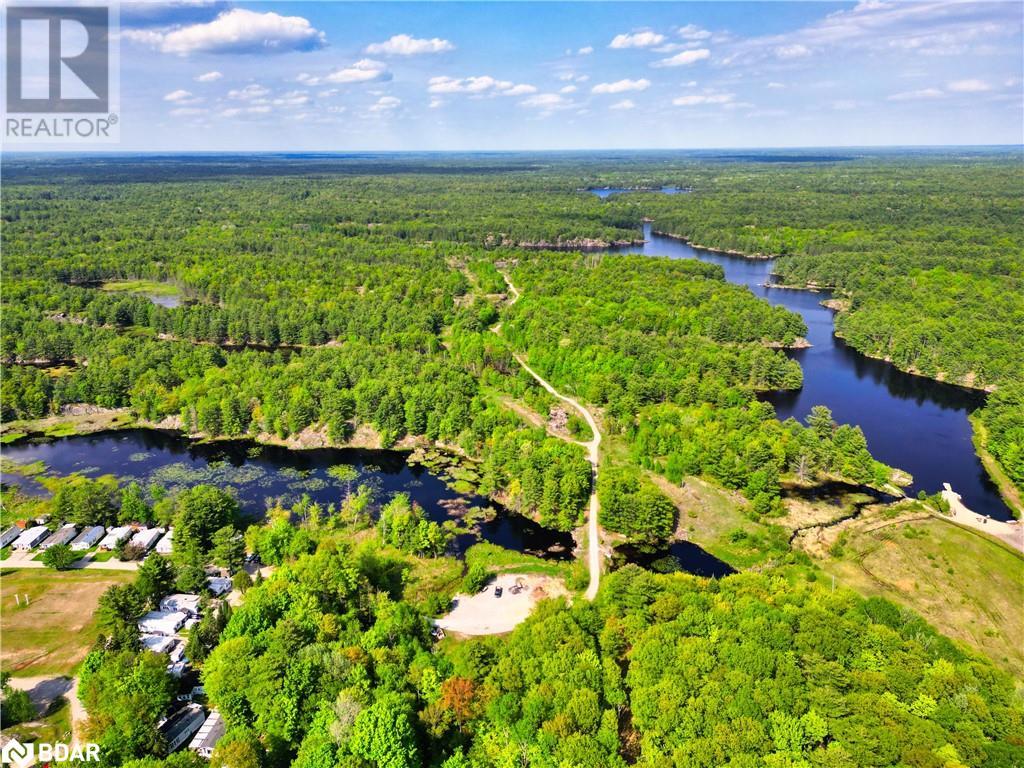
160, 705, 205, 753
138, 610, 187, 636
188, 710, 225, 758
155, 528, 173, 555
13, 525, 50, 550
98, 526, 132, 550
130, 527, 165, 553
0, 526, 21, 548
39, 524, 78, 550
141, 634, 177, 654
159, 593, 202, 616
207, 577, 232, 596
70, 525, 106, 551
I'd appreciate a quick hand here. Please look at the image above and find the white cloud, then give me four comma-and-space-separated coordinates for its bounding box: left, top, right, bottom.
831, 99, 858, 110
272, 91, 310, 107
947, 78, 991, 92
220, 105, 272, 118
652, 48, 710, 67
677, 24, 712, 41
299, 60, 391, 86
673, 91, 735, 106
195, 71, 222, 83
774, 43, 811, 59
888, 87, 944, 101
369, 95, 401, 112
164, 89, 194, 102
767, 81, 785, 89
520, 93, 569, 109
123, 8, 326, 55
721, 1, 1020, 66
228, 84, 270, 100
429, 97, 446, 109
365, 34, 454, 56
578, 46, 594, 55
504, 84, 538, 96
560, 85, 577, 94
609, 99, 635, 110
427, 75, 534, 96
592, 78, 651, 94
170, 107, 205, 117
609, 30, 665, 49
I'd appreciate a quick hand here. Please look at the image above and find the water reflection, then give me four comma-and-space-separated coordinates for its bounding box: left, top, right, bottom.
611, 225, 1009, 520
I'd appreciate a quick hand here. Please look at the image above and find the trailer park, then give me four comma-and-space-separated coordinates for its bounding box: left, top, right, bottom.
1, 481, 253, 761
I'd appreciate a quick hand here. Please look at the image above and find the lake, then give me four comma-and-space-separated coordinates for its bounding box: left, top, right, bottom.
614, 224, 1010, 520
589, 186, 688, 199
0, 429, 576, 560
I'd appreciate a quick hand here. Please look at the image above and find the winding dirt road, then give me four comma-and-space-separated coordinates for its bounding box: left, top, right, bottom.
491, 272, 603, 600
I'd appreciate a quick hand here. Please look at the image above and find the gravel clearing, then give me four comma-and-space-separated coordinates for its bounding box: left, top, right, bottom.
434, 573, 568, 636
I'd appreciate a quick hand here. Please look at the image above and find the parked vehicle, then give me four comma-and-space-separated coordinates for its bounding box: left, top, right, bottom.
494, 587, 503, 598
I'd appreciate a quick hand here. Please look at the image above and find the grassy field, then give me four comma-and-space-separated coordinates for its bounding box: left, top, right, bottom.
100, 279, 180, 296
650, 473, 787, 568
0, 569, 135, 676
818, 516, 1024, 675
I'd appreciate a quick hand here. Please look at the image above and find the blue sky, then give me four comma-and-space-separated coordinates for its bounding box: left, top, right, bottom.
102, 1, 1024, 149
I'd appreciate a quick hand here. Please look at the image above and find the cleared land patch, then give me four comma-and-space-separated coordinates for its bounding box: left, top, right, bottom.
812, 515, 1024, 676
0, 568, 134, 676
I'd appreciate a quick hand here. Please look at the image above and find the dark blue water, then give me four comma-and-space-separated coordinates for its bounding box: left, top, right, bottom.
616, 541, 736, 578
0, 429, 575, 560
589, 186, 688, 199
616, 225, 1008, 520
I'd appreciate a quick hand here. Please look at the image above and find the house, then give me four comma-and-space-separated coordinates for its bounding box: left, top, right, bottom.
39, 524, 78, 550
129, 527, 165, 553
13, 525, 50, 550
70, 525, 106, 551
207, 576, 232, 596
159, 705, 205, 753
98, 526, 132, 550
141, 634, 177, 655
159, 593, 201, 617
155, 528, 173, 555
188, 710, 225, 759
0, 526, 21, 548
138, 610, 187, 636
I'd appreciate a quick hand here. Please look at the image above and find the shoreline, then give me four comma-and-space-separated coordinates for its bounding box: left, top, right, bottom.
649, 226, 998, 395
651, 229, 775, 260
968, 414, 1024, 519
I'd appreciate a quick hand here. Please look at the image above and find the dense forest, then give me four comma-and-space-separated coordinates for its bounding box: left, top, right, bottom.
620, 160, 1024, 392
2, 153, 1023, 768
76, 508, 1023, 768
2, 157, 907, 539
